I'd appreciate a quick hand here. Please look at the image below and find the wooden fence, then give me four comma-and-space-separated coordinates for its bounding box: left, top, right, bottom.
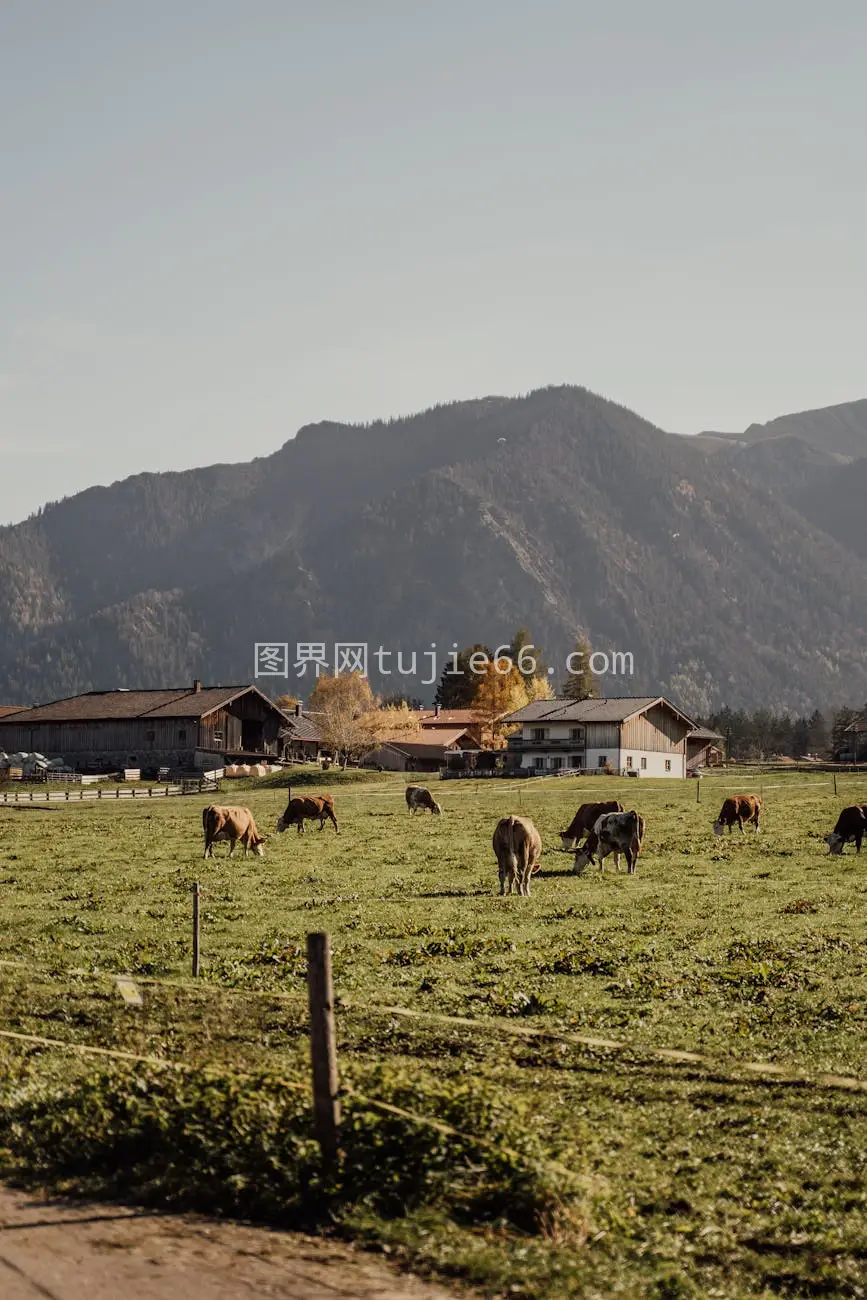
0, 776, 221, 805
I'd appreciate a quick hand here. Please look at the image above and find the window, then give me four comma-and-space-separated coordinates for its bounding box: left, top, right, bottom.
626, 756, 633, 769
570, 727, 585, 743
178, 730, 187, 742
665, 759, 672, 772
549, 756, 562, 770
598, 755, 608, 768
213, 729, 224, 744
534, 755, 545, 769
531, 727, 548, 742
641, 757, 647, 770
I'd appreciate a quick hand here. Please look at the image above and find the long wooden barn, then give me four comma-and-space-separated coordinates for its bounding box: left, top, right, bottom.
0, 681, 291, 775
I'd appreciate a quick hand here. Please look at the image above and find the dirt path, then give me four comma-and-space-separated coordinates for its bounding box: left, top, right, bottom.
0, 1186, 461, 1299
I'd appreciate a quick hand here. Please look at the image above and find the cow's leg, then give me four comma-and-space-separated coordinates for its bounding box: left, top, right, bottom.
754, 816, 760, 834
328, 809, 339, 833
737, 817, 745, 834
203, 842, 212, 859
613, 850, 622, 873
498, 865, 506, 896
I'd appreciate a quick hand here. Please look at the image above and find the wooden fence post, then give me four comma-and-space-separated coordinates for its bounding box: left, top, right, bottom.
192, 882, 201, 977
834, 772, 838, 797
696, 778, 701, 803
307, 932, 341, 1166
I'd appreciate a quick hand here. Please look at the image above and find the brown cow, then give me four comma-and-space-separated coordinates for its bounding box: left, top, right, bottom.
202, 805, 266, 858
559, 800, 624, 851
276, 794, 338, 835
405, 784, 442, 815
493, 815, 542, 897
713, 795, 762, 836
824, 805, 867, 855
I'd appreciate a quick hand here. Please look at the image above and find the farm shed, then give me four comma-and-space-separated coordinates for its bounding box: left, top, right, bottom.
363, 730, 469, 773
277, 703, 325, 763
0, 681, 289, 775
502, 696, 697, 776
686, 726, 725, 770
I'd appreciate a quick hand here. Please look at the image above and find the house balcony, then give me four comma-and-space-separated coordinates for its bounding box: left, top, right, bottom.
507, 736, 585, 750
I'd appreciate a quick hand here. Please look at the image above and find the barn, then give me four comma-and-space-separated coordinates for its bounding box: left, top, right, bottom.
0, 681, 289, 775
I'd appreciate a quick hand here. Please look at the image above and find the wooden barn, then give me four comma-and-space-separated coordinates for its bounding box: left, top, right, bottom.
0, 681, 289, 775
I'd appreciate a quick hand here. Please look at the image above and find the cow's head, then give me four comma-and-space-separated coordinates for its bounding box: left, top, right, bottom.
824, 832, 845, 855
712, 820, 724, 837
275, 814, 288, 833
252, 840, 266, 857
572, 847, 594, 875
559, 832, 577, 851
431, 800, 443, 815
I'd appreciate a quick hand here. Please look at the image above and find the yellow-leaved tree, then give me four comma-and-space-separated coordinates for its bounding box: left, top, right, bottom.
471, 657, 537, 748
307, 673, 375, 767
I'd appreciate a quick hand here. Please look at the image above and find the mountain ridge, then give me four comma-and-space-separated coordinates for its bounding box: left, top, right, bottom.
2, 385, 865, 713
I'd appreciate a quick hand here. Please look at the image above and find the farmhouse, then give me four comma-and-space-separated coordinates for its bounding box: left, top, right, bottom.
502, 696, 697, 776
0, 681, 290, 775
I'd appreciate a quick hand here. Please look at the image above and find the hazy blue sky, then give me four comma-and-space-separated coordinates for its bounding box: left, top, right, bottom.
2, 1, 864, 524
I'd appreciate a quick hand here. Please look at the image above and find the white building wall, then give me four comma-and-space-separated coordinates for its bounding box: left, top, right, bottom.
621, 749, 685, 777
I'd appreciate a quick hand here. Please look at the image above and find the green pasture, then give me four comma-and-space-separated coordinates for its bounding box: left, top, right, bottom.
0, 770, 865, 1299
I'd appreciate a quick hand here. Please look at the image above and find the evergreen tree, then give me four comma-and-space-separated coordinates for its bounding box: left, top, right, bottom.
561, 632, 598, 701
434, 644, 492, 709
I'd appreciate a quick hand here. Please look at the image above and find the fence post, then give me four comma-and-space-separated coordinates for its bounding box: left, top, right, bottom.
696, 779, 701, 803
192, 882, 201, 977
307, 932, 341, 1166
834, 772, 838, 797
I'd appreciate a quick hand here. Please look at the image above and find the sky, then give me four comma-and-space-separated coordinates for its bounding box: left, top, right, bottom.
2, 0, 865, 524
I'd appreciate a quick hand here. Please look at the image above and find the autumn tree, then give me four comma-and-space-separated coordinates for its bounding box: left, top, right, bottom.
274, 693, 299, 714
307, 673, 375, 767
561, 632, 599, 701
471, 656, 536, 748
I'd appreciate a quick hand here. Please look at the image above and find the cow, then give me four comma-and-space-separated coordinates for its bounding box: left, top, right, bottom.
824, 805, 867, 855
559, 800, 624, 851
202, 805, 266, 859
713, 795, 762, 836
405, 785, 442, 815
493, 815, 542, 897
572, 810, 645, 876
276, 794, 338, 835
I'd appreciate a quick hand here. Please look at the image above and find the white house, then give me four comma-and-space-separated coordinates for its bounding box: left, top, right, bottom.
503, 696, 698, 777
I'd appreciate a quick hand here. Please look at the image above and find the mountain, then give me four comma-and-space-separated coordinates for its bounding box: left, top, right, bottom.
793, 458, 867, 560
694, 399, 867, 460
1, 386, 866, 715
720, 436, 850, 502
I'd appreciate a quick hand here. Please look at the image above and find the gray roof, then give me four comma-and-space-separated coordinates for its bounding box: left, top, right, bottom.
0, 685, 282, 724
503, 696, 695, 726
279, 715, 323, 742
687, 726, 725, 741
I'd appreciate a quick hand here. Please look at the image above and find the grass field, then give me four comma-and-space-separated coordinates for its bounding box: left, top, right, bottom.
0, 770, 865, 1299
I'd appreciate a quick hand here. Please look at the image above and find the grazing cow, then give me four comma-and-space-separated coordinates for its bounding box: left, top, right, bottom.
202, 805, 266, 859
572, 810, 645, 876
493, 815, 542, 897
713, 795, 762, 836
405, 784, 442, 815
559, 800, 624, 850
824, 805, 867, 855
276, 794, 338, 835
